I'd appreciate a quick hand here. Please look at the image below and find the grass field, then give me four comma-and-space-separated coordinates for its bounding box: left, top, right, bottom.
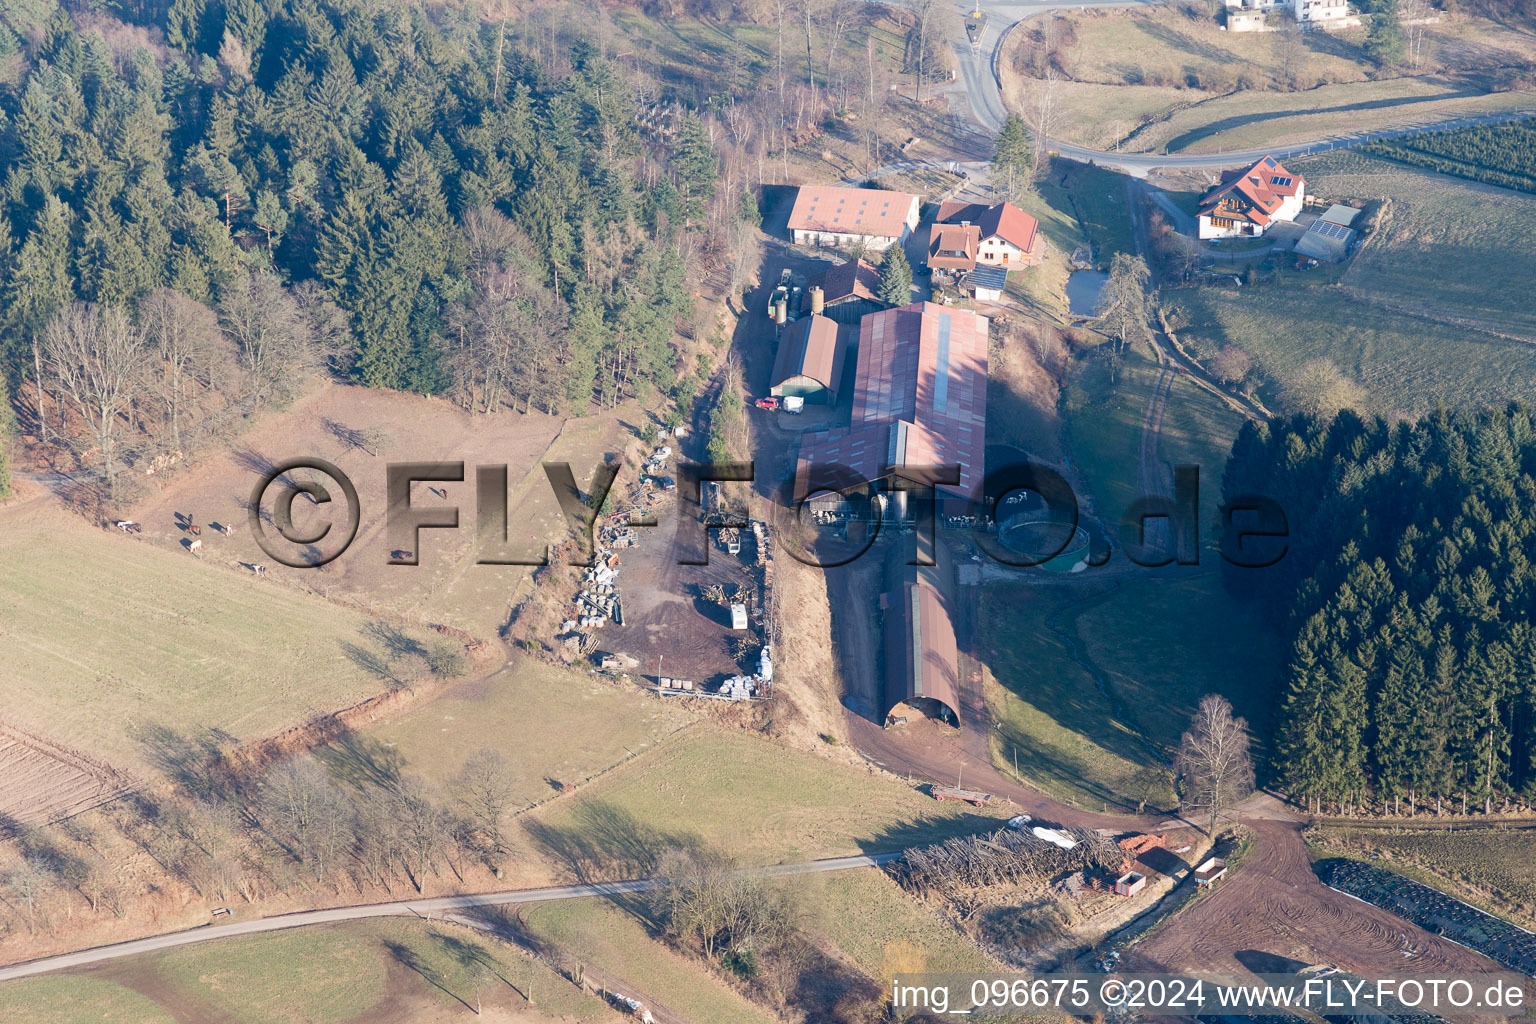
1003, 6, 1536, 154
982, 330, 1264, 810
0, 974, 175, 1024
1298, 151, 1536, 342
803, 868, 1000, 979
1063, 338, 1246, 524
1066, 7, 1371, 87
1174, 284, 1536, 416
525, 897, 778, 1024
362, 657, 694, 804
1148, 82, 1536, 155
1309, 827, 1536, 929
0, 505, 424, 769
983, 583, 1176, 812
523, 725, 1005, 872
1036, 163, 1139, 261
0, 919, 611, 1023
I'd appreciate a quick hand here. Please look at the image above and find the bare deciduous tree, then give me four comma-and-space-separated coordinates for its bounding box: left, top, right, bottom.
138, 288, 227, 454
454, 748, 521, 858
1208, 346, 1253, 385
1175, 694, 1255, 836
43, 302, 146, 495
1093, 253, 1154, 353
219, 272, 315, 409
1281, 357, 1365, 419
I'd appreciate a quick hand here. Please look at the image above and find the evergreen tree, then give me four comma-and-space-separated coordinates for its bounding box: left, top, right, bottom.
991, 112, 1033, 199
1365, 3, 1405, 67
877, 244, 912, 307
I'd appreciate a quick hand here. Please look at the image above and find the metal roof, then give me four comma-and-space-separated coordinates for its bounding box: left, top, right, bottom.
968, 265, 1008, 290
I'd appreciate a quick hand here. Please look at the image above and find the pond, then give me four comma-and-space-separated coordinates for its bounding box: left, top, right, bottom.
1066, 270, 1108, 316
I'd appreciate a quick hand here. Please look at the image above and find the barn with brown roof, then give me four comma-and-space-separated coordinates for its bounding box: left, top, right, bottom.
789, 185, 920, 252
794, 302, 988, 515
769, 314, 846, 404
882, 573, 962, 727
802, 258, 887, 324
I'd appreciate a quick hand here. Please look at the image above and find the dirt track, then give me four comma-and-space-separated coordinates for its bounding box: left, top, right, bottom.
1127, 817, 1501, 977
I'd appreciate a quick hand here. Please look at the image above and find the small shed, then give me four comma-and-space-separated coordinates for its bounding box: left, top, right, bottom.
967, 265, 1009, 302
1194, 856, 1228, 888
1294, 218, 1354, 262
1319, 203, 1361, 227
730, 603, 748, 630
770, 313, 845, 404
1114, 871, 1148, 897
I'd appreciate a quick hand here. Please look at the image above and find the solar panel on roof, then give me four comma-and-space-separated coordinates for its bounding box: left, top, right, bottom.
935, 314, 952, 413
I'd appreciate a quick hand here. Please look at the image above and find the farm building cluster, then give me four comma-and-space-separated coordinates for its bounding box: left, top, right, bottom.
772, 295, 990, 729
786, 182, 1045, 305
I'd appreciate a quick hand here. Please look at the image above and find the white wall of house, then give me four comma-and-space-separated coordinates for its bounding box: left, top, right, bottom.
977, 236, 1025, 266
793, 229, 902, 251
1294, 0, 1347, 21
1197, 185, 1305, 239
1224, 0, 1290, 9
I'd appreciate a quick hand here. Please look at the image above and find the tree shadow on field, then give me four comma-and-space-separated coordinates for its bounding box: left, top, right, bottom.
132, 722, 240, 800
523, 799, 702, 927
383, 940, 473, 1011
230, 447, 276, 477
315, 729, 406, 793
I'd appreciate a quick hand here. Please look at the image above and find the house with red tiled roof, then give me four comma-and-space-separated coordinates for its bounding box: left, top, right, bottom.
789, 185, 920, 252
932, 200, 1044, 269
1197, 155, 1306, 239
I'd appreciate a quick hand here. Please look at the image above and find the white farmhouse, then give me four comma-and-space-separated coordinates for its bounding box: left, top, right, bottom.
1294, 0, 1349, 22
788, 185, 920, 252
1197, 155, 1306, 240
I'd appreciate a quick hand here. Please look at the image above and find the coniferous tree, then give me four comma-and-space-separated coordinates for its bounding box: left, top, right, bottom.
877, 244, 912, 307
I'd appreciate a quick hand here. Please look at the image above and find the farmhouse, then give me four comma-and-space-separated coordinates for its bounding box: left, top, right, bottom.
931, 200, 1044, 270
794, 302, 989, 517
788, 184, 920, 252
769, 313, 845, 404
1197, 155, 1305, 239
1222, 0, 1352, 24
802, 257, 886, 323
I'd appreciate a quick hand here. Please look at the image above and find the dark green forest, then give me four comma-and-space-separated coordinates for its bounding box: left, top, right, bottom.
1223, 408, 1536, 814
1363, 117, 1536, 195
0, 0, 740, 482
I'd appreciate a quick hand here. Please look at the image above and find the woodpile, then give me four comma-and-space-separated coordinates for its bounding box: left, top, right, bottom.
887, 825, 1122, 897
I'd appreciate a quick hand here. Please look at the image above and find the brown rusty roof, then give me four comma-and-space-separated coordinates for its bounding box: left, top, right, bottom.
795, 302, 988, 501
811, 258, 882, 304
789, 185, 918, 239
882, 578, 961, 724
770, 314, 845, 397
936, 200, 1042, 257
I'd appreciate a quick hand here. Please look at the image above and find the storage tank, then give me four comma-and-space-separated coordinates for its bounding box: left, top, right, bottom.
774, 297, 787, 325
809, 285, 825, 315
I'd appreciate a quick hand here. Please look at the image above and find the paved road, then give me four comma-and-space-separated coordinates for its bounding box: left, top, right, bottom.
947, 0, 1536, 171
0, 853, 901, 984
